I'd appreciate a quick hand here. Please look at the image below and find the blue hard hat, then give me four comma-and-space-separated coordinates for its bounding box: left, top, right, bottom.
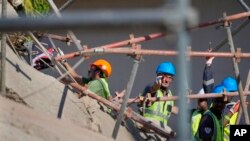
156, 62, 176, 76
212, 84, 227, 94
222, 76, 238, 92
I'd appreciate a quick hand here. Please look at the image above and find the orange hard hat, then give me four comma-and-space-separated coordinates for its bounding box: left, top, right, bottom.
91, 59, 112, 77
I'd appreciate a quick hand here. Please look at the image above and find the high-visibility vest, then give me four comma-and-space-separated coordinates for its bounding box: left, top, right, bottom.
191, 109, 203, 141
202, 110, 223, 141
224, 112, 238, 141
88, 78, 111, 100
143, 89, 174, 126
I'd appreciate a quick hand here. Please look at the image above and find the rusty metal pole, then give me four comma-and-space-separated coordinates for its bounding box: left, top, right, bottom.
235, 0, 250, 125
212, 0, 250, 52
224, 13, 250, 124
0, 0, 7, 96
237, 70, 250, 124
112, 55, 141, 139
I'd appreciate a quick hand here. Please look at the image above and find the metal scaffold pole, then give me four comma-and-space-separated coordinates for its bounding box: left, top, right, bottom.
0, 0, 7, 96
112, 54, 141, 139
224, 13, 250, 124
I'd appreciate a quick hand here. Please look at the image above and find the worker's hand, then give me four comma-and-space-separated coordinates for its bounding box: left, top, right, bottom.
155, 76, 162, 85
229, 100, 240, 114
205, 48, 215, 66
206, 56, 215, 66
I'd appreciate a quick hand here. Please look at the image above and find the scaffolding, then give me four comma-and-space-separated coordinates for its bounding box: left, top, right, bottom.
1, 0, 250, 141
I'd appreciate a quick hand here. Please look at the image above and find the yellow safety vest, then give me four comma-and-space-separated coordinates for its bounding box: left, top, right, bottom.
224, 112, 238, 141
191, 109, 203, 141
143, 89, 174, 126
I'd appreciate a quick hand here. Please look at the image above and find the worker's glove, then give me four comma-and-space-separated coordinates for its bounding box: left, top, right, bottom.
206, 57, 215, 66
229, 101, 240, 114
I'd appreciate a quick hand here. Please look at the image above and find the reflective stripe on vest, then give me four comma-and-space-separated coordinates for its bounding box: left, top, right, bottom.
143, 90, 174, 125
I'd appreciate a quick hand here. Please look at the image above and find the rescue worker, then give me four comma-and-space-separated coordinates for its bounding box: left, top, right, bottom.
191, 55, 240, 141
198, 84, 227, 141
138, 61, 178, 141
62, 59, 113, 101
191, 56, 215, 141
61, 59, 113, 132
221, 76, 240, 141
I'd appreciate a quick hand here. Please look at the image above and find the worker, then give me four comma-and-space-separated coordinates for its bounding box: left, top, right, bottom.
198, 84, 240, 141
61, 58, 113, 132
221, 76, 240, 141
191, 56, 215, 141
62, 59, 113, 101
138, 61, 178, 140
191, 54, 240, 141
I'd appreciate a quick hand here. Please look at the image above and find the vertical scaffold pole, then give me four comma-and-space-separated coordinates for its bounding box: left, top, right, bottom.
0, 0, 7, 96
112, 54, 141, 140
224, 13, 250, 124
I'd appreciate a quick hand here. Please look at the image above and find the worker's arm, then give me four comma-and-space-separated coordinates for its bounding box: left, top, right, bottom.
203, 58, 214, 93
62, 61, 85, 85
223, 101, 240, 127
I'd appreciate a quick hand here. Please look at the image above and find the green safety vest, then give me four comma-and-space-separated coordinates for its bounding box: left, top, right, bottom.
143, 89, 174, 126
224, 112, 238, 141
202, 110, 223, 141
88, 78, 111, 100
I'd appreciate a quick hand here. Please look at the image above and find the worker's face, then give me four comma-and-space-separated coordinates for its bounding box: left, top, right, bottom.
157, 73, 174, 88
213, 98, 226, 111
88, 65, 97, 79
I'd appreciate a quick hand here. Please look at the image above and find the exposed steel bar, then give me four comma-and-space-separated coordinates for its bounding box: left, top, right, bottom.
54, 48, 250, 61
70, 84, 175, 138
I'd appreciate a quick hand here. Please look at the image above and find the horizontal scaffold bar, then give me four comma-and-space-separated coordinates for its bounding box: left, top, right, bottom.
126, 91, 250, 103
54, 48, 250, 61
